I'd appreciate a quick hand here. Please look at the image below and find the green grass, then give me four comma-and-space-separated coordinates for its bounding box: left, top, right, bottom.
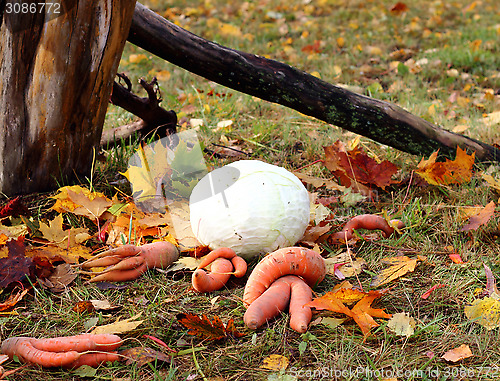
2, 0, 500, 380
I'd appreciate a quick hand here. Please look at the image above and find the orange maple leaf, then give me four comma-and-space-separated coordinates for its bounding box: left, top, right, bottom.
351, 290, 392, 337
176, 313, 244, 341
459, 201, 496, 232
306, 288, 391, 338
415, 147, 474, 185
323, 141, 399, 191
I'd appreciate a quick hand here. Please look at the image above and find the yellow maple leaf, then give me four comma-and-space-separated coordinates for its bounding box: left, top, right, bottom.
416, 147, 474, 185
371, 256, 425, 287
91, 312, 144, 335
464, 297, 500, 330
39, 214, 91, 248
51, 185, 112, 219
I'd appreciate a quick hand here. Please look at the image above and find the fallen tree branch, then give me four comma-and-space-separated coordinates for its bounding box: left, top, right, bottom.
105, 74, 177, 146
127, 2, 500, 162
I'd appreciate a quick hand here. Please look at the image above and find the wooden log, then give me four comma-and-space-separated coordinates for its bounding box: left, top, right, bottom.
127, 2, 500, 162
0, 0, 137, 195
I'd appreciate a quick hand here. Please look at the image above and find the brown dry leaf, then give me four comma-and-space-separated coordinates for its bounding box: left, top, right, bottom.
370, 256, 425, 287
323, 141, 399, 191
293, 172, 345, 191
91, 312, 144, 334
415, 147, 475, 185
120, 347, 172, 367
51, 185, 112, 219
39, 214, 91, 248
37, 263, 78, 293
0, 288, 29, 312
459, 201, 496, 232
300, 224, 331, 246
390, 2, 409, 14
72, 301, 96, 314
177, 313, 244, 341
441, 344, 473, 362
0, 237, 33, 288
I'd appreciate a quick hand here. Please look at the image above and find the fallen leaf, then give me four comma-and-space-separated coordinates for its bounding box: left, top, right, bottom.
0, 197, 30, 219
482, 111, 500, 128
38, 263, 78, 293
484, 264, 500, 300
350, 290, 392, 337
0, 288, 29, 312
482, 173, 500, 193
72, 301, 96, 314
459, 201, 495, 232
387, 312, 416, 337
318, 316, 348, 330
91, 299, 121, 311
72, 365, 97, 377
260, 354, 289, 371
415, 147, 475, 185
27, 245, 94, 265
0, 237, 34, 288
370, 256, 424, 288
176, 313, 244, 341
120, 347, 172, 367
464, 297, 500, 330
449, 253, 465, 264
324, 141, 399, 191
441, 344, 473, 362
390, 2, 409, 14
122, 131, 207, 212
421, 284, 446, 299
91, 312, 144, 334
293, 172, 345, 192
39, 214, 91, 248
307, 287, 391, 337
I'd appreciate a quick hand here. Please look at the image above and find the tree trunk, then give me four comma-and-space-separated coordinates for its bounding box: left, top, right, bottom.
128, 2, 500, 163
0, 0, 137, 195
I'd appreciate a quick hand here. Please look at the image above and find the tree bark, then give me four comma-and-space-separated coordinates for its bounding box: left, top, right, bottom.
127, 2, 500, 162
0, 0, 137, 195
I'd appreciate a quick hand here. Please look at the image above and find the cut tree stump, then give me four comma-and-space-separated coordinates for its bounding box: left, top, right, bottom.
127, 2, 500, 162
0, 0, 137, 195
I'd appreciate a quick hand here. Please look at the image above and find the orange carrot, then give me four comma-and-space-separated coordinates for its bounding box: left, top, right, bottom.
288, 276, 313, 333
83, 241, 179, 282
331, 214, 405, 243
197, 247, 247, 277
244, 277, 291, 330
0, 334, 122, 368
243, 247, 326, 306
192, 257, 234, 292
63, 352, 120, 369
89, 265, 147, 283
244, 275, 313, 333
32, 334, 122, 352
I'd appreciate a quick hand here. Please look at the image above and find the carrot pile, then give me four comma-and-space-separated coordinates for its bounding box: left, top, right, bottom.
0, 334, 122, 368
81, 241, 179, 282
243, 247, 326, 333
192, 247, 247, 292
